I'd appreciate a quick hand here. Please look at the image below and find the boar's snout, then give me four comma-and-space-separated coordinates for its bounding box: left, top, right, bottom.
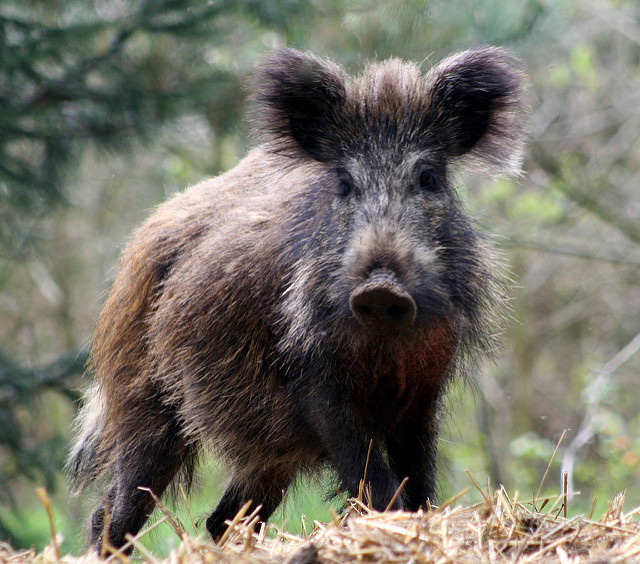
349, 269, 417, 335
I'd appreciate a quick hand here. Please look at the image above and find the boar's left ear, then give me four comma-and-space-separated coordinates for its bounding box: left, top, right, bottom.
424, 47, 528, 176
252, 49, 348, 162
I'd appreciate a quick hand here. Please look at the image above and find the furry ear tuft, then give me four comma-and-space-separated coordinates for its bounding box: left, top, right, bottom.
252, 49, 348, 162
424, 46, 528, 176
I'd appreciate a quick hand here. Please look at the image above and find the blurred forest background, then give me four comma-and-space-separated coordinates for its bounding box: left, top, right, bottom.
1, 0, 639, 555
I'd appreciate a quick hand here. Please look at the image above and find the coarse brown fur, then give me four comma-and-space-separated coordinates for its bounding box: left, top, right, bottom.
68, 47, 528, 553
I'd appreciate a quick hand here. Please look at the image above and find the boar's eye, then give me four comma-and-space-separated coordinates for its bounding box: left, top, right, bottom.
336, 178, 354, 198
416, 166, 442, 193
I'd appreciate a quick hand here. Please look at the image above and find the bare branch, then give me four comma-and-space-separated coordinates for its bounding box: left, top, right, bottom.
561, 330, 640, 495
502, 237, 640, 267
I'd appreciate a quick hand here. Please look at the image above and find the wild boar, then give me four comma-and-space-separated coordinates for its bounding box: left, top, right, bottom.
68, 46, 527, 552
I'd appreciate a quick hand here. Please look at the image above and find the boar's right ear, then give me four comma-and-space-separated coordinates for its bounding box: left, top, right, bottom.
252, 49, 348, 162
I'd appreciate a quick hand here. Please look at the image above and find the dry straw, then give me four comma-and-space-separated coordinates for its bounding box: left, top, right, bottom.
5, 481, 640, 563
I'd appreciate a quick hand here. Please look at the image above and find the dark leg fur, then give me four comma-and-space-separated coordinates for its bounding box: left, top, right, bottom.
300, 372, 402, 511
206, 467, 295, 542
338, 441, 403, 511
387, 416, 440, 510
89, 416, 190, 555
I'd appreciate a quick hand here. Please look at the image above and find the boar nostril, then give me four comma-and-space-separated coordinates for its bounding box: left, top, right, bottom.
355, 304, 373, 317
349, 278, 417, 335
387, 304, 406, 319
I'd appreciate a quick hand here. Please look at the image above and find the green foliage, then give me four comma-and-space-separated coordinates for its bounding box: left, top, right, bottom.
0, 348, 85, 544
0, 0, 317, 258
1, 2, 206, 255
0, 349, 84, 491
481, 178, 566, 227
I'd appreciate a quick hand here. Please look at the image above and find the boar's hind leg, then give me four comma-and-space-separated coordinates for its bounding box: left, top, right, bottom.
89, 415, 190, 554
206, 466, 295, 542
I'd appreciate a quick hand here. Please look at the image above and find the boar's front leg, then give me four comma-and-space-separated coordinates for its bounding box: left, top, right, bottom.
387, 396, 443, 510
301, 373, 403, 511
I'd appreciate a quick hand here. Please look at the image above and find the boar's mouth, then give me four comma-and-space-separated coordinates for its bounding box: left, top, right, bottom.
349, 269, 417, 336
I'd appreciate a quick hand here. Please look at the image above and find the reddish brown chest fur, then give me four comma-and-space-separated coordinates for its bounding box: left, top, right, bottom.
342, 321, 458, 428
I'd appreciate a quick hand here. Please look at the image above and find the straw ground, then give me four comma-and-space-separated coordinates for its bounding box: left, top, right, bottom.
7, 480, 640, 563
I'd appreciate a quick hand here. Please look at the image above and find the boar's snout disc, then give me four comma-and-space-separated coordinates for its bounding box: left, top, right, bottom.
349, 270, 417, 335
